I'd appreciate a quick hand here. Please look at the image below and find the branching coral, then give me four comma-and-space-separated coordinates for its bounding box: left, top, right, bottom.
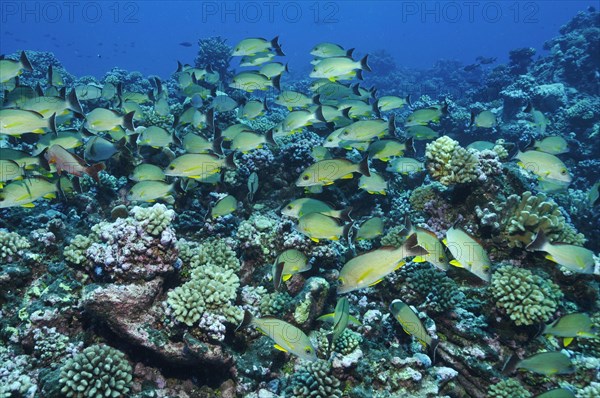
425, 136, 480, 185
58, 345, 132, 398
285, 361, 343, 398
491, 266, 562, 326
0, 229, 30, 264
194, 36, 233, 81
499, 191, 585, 248
487, 378, 531, 398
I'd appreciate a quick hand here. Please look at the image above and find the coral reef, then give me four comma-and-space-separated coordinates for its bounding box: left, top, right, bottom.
284, 361, 343, 398
425, 136, 480, 185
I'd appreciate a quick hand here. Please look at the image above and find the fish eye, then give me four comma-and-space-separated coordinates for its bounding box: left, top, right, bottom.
169, 165, 175, 170
561, 169, 567, 175
303, 175, 309, 180
287, 205, 293, 209
304, 346, 312, 354
439, 256, 444, 262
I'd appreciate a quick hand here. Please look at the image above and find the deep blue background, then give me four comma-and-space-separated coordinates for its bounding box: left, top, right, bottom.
0, 1, 594, 79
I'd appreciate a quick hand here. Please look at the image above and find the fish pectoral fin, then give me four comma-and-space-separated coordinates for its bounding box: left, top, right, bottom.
282, 274, 292, 282
544, 254, 557, 263
43, 193, 56, 199
449, 259, 463, 268
21, 203, 35, 208
413, 256, 426, 263
330, 236, 339, 241
563, 337, 574, 347
341, 173, 354, 179
310, 237, 320, 243
442, 238, 448, 246
273, 344, 288, 352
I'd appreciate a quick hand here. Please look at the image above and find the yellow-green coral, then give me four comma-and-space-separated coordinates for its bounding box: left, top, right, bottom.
501, 191, 585, 248
64, 234, 93, 265
425, 136, 480, 185
491, 266, 563, 326
0, 229, 30, 263
487, 378, 531, 398
131, 204, 175, 236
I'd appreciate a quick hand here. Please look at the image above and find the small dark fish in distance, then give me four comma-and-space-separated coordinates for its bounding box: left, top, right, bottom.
476, 56, 497, 64
179, 42, 193, 47
463, 63, 480, 72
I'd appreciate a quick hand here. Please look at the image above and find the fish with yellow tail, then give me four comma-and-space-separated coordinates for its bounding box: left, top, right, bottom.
42, 145, 105, 183
543, 313, 598, 347
526, 230, 596, 274
444, 226, 492, 282
390, 299, 440, 356
236, 311, 317, 361
504, 351, 574, 376
296, 212, 352, 243
0, 51, 33, 83
0, 177, 58, 208
337, 234, 428, 294
272, 249, 310, 290
296, 158, 370, 187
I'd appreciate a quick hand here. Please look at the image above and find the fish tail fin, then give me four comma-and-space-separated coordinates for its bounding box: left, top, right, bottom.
20, 51, 33, 72
351, 83, 361, 96
406, 94, 412, 107
342, 222, 353, 242
176, 60, 183, 73
236, 310, 254, 332
404, 233, 428, 257
346, 48, 355, 58
312, 94, 321, 105
284, 63, 290, 73
372, 101, 381, 118
501, 353, 519, 376
355, 69, 363, 81
266, 129, 277, 147
45, 113, 57, 135
524, 102, 533, 113
357, 157, 371, 177
469, 110, 476, 127
86, 163, 106, 184
271, 74, 282, 92
339, 207, 353, 222
67, 88, 84, 116
263, 97, 269, 112
399, 215, 413, 236
341, 107, 352, 120
404, 137, 416, 157
271, 36, 285, 56
123, 111, 135, 131
429, 338, 440, 364
388, 114, 396, 134
224, 152, 237, 170
47, 65, 53, 86
213, 136, 224, 156
314, 106, 327, 123
273, 262, 284, 290
526, 229, 548, 252
206, 107, 215, 131
360, 55, 371, 72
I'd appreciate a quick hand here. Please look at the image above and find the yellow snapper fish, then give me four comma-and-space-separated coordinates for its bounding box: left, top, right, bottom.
524, 103, 549, 134
74, 84, 104, 101
323, 127, 350, 148
532, 136, 569, 155
127, 180, 174, 203
310, 42, 354, 58
259, 62, 289, 79
368, 138, 412, 161
317, 313, 362, 326
122, 101, 145, 121
358, 172, 388, 195
413, 226, 450, 271
337, 234, 428, 294
232, 37, 284, 56
3, 85, 39, 108
444, 226, 492, 282
355, 217, 384, 241
230, 131, 276, 154
236, 311, 317, 361
164, 153, 235, 179
136, 126, 173, 148
310, 55, 371, 80
281, 198, 352, 221
32, 130, 83, 155
470, 110, 497, 128
526, 230, 596, 274
390, 299, 438, 349
211, 94, 239, 112
0, 177, 57, 208
0, 109, 57, 136
230, 71, 281, 92
514, 352, 574, 376
338, 116, 395, 142
331, 297, 350, 343
121, 91, 151, 104
376, 95, 411, 112
272, 249, 310, 289
278, 109, 321, 134
240, 52, 276, 67
20, 89, 83, 118
129, 164, 166, 182
405, 125, 439, 140
0, 148, 41, 170
238, 99, 268, 119
220, 124, 254, 141
0, 51, 33, 83
275, 91, 314, 110
386, 157, 424, 174
336, 99, 377, 119
211, 195, 238, 218
405, 102, 448, 126
182, 133, 214, 154
176, 107, 213, 130
0, 159, 23, 187
296, 158, 370, 187
311, 146, 332, 161
296, 212, 351, 243
543, 313, 598, 347
514, 150, 571, 185
84, 108, 135, 133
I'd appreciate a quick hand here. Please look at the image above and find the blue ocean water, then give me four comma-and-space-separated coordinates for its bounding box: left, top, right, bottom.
0, 1, 593, 77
